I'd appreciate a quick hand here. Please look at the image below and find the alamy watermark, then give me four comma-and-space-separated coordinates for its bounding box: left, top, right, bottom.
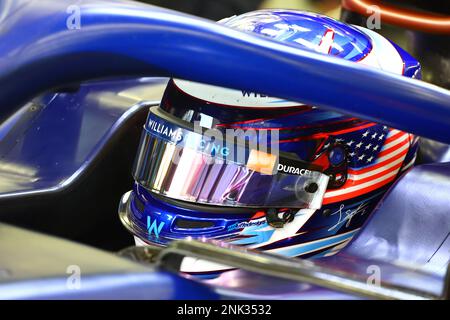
366, 5, 381, 30
366, 264, 381, 287
66, 5, 81, 30
153, 119, 281, 175
66, 264, 81, 290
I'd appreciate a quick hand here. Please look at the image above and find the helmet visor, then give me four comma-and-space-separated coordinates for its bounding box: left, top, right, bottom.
133, 107, 329, 209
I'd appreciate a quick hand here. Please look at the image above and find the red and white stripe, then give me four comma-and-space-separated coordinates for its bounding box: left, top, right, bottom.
317, 29, 335, 54
323, 129, 411, 204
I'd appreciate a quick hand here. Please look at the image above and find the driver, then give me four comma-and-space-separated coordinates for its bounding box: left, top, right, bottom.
119, 9, 421, 273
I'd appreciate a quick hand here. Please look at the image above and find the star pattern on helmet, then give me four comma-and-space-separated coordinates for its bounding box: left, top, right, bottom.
328, 125, 389, 168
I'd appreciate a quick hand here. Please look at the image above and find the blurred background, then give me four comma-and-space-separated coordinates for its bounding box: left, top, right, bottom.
138, 0, 341, 20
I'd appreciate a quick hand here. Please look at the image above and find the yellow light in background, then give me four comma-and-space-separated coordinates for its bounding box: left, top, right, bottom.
260, 0, 341, 19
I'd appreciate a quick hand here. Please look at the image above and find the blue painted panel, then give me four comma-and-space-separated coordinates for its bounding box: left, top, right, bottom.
0, 77, 167, 197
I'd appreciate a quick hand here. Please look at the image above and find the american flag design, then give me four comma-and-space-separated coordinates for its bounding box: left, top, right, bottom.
322, 124, 416, 204
221, 124, 418, 260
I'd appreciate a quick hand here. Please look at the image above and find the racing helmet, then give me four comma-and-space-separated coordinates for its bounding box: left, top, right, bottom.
119, 10, 421, 272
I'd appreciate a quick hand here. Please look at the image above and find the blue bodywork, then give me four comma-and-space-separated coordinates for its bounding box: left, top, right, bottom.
0, 0, 449, 299
0, 77, 166, 197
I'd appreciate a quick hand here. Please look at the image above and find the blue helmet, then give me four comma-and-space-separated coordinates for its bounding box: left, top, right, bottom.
119, 10, 421, 273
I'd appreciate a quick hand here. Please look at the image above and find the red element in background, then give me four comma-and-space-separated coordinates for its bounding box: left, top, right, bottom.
342, 0, 450, 34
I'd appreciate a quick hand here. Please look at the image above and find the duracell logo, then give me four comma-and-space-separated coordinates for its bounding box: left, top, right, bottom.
277, 163, 312, 176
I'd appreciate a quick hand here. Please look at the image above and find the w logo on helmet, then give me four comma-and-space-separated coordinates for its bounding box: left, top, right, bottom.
147, 216, 165, 239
